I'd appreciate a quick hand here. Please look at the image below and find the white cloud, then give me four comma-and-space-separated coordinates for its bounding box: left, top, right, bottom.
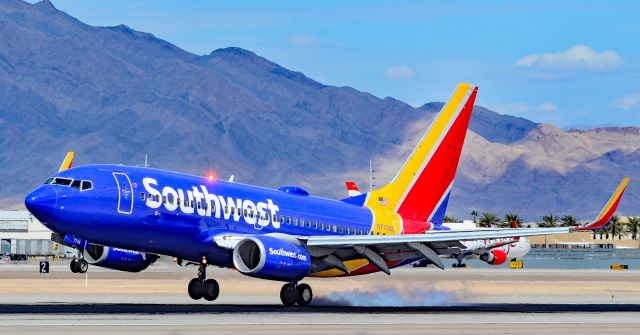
287, 33, 321, 47
538, 102, 558, 112
384, 65, 413, 80
614, 93, 640, 111
493, 102, 560, 123
516, 45, 622, 72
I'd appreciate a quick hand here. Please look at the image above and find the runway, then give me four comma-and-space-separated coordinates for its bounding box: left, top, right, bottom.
2, 262, 640, 334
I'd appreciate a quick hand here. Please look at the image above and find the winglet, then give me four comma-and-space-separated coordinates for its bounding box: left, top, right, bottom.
346, 181, 362, 197
577, 178, 629, 231
58, 152, 75, 172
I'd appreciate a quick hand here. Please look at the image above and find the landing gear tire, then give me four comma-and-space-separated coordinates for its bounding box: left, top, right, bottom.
202, 279, 219, 301
188, 278, 204, 300
296, 284, 313, 306
70, 259, 78, 273
70, 258, 88, 273
77, 259, 88, 273
280, 283, 297, 306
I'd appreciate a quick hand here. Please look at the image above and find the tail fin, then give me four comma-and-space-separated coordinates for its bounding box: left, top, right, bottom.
365, 83, 478, 233
346, 181, 362, 197
577, 178, 629, 231
58, 152, 75, 172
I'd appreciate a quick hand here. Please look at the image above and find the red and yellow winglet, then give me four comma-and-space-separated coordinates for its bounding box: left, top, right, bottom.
577, 178, 629, 231
58, 152, 75, 172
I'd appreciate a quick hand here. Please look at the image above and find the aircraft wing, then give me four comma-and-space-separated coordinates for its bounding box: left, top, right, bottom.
299, 227, 569, 273
303, 227, 568, 247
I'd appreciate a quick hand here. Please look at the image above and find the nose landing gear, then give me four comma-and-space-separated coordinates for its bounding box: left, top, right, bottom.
70, 252, 88, 273
280, 282, 313, 306
187, 263, 219, 301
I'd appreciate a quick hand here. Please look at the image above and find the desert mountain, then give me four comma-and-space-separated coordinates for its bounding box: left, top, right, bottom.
0, 0, 637, 220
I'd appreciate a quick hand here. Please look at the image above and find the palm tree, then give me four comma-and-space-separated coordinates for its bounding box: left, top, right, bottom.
627, 217, 640, 240
560, 215, 578, 227
538, 214, 559, 228
502, 212, 523, 228
609, 215, 623, 239
470, 210, 479, 224
478, 212, 499, 228
444, 215, 458, 223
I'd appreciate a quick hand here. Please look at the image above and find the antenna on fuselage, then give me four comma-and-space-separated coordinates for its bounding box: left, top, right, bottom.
143, 154, 149, 168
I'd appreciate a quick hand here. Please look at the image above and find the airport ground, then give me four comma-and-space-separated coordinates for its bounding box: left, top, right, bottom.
2, 261, 640, 334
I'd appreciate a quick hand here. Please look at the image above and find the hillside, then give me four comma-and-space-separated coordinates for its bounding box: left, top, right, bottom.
0, 0, 637, 220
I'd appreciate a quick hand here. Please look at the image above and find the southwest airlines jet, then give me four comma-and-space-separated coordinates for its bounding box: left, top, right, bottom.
24, 83, 628, 306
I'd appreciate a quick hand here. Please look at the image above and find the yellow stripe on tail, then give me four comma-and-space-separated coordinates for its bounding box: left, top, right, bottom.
58, 152, 75, 172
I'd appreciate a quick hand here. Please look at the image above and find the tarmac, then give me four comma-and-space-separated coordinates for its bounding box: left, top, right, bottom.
2, 260, 640, 334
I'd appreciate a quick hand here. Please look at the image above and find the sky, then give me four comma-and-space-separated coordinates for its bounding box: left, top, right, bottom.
30, 0, 640, 127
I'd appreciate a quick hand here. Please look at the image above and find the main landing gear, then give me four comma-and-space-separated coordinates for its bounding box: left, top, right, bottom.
280, 282, 313, 306
70, 252, 88, 273
452, 256, 466, 268
187, 263, 219, 301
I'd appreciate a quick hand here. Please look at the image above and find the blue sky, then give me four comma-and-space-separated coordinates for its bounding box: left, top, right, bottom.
33, 1, 640, 127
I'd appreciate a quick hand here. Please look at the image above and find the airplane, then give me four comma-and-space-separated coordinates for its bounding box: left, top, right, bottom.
345, 178, 629, 267
24, 83, 627, 306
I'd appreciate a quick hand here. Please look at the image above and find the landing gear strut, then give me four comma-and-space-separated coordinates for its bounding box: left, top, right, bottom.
70, 252, 88, 273
187, 263, 219, 301
280, 282, 313, 306
452, 256, 466, 268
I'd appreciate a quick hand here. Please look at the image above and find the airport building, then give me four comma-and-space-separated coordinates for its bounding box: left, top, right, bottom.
0, 210, 72, 257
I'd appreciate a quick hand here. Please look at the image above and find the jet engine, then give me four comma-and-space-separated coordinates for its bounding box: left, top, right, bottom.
479, 249, 507, 265
232, 235, 311, 282
85, 244, 158, 272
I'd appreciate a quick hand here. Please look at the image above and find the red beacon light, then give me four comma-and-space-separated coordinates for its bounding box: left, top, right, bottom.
207, 172, 216, 182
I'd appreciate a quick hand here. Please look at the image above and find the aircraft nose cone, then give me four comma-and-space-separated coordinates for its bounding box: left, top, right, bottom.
25, 186, 57, 218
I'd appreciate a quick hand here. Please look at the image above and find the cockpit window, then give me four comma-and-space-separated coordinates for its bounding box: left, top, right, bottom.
81, 181, 93, 191
44, 178, 54, 185
51, 177, 73, 186
71, 179, 81, 190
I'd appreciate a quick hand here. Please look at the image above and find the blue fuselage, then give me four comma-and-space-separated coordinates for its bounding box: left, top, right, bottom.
25, 165, 374, 267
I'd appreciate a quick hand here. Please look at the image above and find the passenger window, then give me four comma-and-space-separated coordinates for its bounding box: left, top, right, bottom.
211, 204, 215, 213
314, 221, 318, 229
319, 222, 324, 230
225, 206, 229, 214
339, 226, 344, 233
140, 193, 146, 201
231, 207, 235, 214
326, 223, 330, 231
332, 224, 337, 233
293, 217, 298, 226
287, 216, 291, 225
346, 227, 350, 234
273, 214, 277, 222
163, 196, 167, 204
306, 221, 311, 228
300, 218, 304, 226
280, 215, 284, 224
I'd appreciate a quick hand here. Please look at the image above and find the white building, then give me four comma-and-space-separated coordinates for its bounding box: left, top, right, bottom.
0, 210, 71, 256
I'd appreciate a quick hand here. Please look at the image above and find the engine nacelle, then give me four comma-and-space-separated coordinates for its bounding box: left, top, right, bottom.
480, 249, 507, 265
232, 235, 311, 282
85, 244, 158, 272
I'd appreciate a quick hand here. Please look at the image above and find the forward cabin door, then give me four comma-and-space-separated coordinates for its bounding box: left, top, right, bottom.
113, 172, 134, 214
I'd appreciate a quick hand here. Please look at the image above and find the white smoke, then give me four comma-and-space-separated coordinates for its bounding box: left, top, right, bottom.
312, 286, 467, 307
